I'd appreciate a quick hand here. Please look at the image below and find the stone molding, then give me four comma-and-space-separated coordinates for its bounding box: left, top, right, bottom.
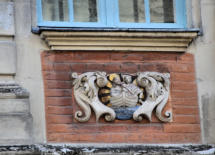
0, 144, 214, 154
0, 82, 29, 99
41, 31, 198, 52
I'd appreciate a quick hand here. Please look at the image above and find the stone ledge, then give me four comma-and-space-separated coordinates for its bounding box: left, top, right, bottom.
41, 31, 198, 52
0, 82, 29, 99
0, 144, 214, 155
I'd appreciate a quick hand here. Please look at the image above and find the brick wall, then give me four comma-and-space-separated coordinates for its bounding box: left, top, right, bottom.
41, 51, 201, 143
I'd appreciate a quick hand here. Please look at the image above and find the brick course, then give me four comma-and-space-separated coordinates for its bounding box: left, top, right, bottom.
41, 51, 201, 143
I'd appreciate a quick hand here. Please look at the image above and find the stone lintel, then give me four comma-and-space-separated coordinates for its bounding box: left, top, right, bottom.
41, 31, 198, 52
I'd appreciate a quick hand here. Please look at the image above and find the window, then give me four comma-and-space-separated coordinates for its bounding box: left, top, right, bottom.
37, 0, 186, 28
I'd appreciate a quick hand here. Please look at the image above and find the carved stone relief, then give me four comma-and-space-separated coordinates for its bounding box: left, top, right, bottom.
71, 72, 172, 123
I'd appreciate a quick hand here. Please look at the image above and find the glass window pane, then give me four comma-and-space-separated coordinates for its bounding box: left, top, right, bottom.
42, 0, 69, 21
119, 0, 145, 23
73, 0, 98, 22
150, 0, 175, 23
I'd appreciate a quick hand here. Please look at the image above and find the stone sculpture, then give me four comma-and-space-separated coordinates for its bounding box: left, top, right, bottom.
71, 72, 172, 123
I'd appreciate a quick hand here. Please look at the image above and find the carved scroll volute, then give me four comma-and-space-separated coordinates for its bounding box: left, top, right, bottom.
71, 72, 92, 122
71, 72, 115, 122
133, 72, 172, 122
155, 73, 172, 122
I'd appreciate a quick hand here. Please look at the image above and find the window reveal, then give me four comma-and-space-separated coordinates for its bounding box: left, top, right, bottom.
37, 0, 186, 28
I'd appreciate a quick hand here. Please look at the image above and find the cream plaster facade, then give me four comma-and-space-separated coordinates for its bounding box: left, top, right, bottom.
0, 0, 214, 144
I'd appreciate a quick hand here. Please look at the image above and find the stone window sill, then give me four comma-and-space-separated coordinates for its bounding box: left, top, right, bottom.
35, 27, 199, 52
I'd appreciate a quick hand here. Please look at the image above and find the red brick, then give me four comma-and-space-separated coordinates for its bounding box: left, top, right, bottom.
110, 52, 144, 62
164, 124, 201, 133
46, 80, 72, 89
41, 52, 56, 62
44, 71, 71, 81
139, 63, 157, 72
173, 115, 200, 124
79, 133, 96, 142
103, 63, 121, 73
47, 115, 73, 124
109, 133, 127, 142
63, 134, 80, 142
53, 63, 71, 71
47, 124, 98, 133
73, 51, 111, 62
110, 52, 177, 63
47, 106, 73, 115
154, 63, 170, 73
127, 132, 142, 142
139, 133, 171, 143
171, 82, 197, 91
170, 63, 195, 73
129, 132, 171, 143
150, 133, 171, 143
47, 133, 60, 141
71, 63, 87, 72
45, 89, 72, 97
173, 106, 199, 115
54, 52, 74, 63
94, 133, 111, 143
176, 53, 194, 64
120, 62, 138, 73
48, 133, 80, 142
42, 51, 200, 144
141, 53, 177, 63
171, 72, 195, 82
139, 63, 171, 73
97, 125, 128, 133
46, 97, 72, 106
86, 63, 105, 71
42, 62, 54, 71
47, 124, 71, 133
170, 133, 201, 143
171, 90, 197, 99
127, 124, 163, 133
171, 98, 198, 106
42, 62, 71, 71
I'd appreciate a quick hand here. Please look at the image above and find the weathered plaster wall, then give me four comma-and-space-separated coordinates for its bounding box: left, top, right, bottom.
13, 0, 48, 143
188, 0, 215, 144
0, 1, 15, 77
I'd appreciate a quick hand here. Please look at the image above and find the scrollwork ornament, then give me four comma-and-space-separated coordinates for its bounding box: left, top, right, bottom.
72, 71, 172, 123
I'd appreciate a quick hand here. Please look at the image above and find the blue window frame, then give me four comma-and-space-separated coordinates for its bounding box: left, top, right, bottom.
37, 0, 186, 28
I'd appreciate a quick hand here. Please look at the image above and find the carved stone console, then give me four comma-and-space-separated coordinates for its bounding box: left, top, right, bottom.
71, 72, 172, 123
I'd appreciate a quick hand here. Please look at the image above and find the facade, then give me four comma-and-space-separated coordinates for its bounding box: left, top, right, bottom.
0, 0, 215, 149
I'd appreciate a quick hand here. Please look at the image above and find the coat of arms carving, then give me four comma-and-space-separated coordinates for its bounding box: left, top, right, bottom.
72, 72, 172, 122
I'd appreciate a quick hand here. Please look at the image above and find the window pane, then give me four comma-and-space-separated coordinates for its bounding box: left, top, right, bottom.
119, 0, 145, 23
150, 0, 175, 23
73, 0, 98, 22
42, 0, 69, 21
